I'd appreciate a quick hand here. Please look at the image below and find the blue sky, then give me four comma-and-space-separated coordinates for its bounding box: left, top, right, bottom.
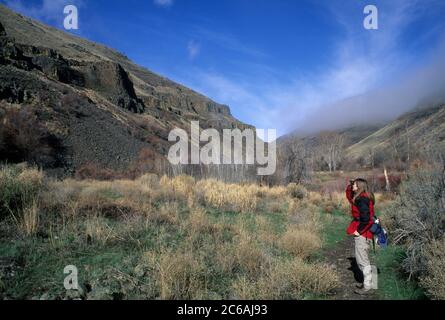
2, 0, 445, 136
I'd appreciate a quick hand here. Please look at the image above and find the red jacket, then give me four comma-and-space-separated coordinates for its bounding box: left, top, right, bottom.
346, 184, 374, 240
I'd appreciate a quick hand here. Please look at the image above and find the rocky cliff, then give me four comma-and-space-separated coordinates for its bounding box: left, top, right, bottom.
0, 5, 252, 176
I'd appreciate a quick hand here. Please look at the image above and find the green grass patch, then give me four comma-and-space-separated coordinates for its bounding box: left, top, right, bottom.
320, 209, 349, 249
373, 246, 425, 300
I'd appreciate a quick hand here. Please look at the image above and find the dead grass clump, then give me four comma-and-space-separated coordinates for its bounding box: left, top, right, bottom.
262, 199, 283, 213
265, 186, 288, 199
17, 167, 44, 186
19, 200, 39, 236
214, 242, 238, 274
186, 207, 216, 234
146, 202, 180, 225
234, 231, 269, 274
84, 216, 119, 245
171, 175, 195, 197
256, 215, 279, 244
145, 250, 206, 299
232, 185, 258, 213
287, 200, 321, 232
136, 173, 159, 189
308, 191, 323, 207
287, 183, 307, 199
279, 228, 321, 259
195, 179, 258, 213
158, 175, 195, 202
232, 258, 339, 299
0, 164, 44, 220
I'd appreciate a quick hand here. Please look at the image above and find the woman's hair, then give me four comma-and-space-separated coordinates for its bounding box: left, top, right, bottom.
353, 178, 375, 203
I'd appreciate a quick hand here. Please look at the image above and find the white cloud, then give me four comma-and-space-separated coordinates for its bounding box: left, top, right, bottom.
154, 0, 173, 8
190, 27, 268, 59
187, 40, 200, 60
182, 0, 445, 136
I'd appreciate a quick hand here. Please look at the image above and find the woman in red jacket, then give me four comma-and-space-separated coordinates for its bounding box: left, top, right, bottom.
346, 178, 375, 295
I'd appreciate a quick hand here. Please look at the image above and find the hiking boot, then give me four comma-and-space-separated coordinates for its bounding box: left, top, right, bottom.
354, 287, 372, 295
356, 283, 364, 289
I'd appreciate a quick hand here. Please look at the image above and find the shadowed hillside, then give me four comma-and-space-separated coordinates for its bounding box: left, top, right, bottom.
0, 5, 252, 177
345, 104, 445, 166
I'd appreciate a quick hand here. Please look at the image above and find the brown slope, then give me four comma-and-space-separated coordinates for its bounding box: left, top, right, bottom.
345, 104, 445, 161
0, 5, 252, 175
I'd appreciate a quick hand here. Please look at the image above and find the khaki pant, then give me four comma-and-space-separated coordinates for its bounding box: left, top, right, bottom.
354, 236, 373, 289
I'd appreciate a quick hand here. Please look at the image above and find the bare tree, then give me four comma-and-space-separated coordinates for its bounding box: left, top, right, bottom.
279, 138, 311, 184
318, 131, 345, 172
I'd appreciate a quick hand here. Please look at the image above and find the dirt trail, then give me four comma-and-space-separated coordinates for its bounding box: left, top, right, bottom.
323, 236, 378, 300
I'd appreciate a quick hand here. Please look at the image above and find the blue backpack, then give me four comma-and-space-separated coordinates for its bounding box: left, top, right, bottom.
370, 217, 388, 248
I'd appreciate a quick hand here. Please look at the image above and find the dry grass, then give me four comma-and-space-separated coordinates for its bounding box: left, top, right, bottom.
287, 183, 307, 199
186, 207, 217, 234
20, 200, 39, 236
287, 200, 321, 233
256, 215, 279, 244
1, 164, 350, 300
279, 228, 322, 259
17, 167, 44, 186
147, 202, 180, 226
232, 258, 339, 299
136, 173, 159, 189
85, 216, 119, 245
214, 242, 238, 274
234, 231, 269, 274
144, 249, 207, 299
195, 179, 258, 213
307, 191, 323, 207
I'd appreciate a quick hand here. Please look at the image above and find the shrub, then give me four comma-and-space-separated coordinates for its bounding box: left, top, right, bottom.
0, 107, 64, 167
148, 202, 179, 226
287, 183, 307, 199
383, 166, 445, 298
0, 164, 44, 220
234, 232, 268, 274
279, 228, 321, 259
420, 239, 445, 300
75, 163, 121, 180
137, 173, 159, 189
84, 216, 118, 245
231, 258, 339, 299
384, 168, 444, 277
145, 250, 206, 299
20, 200, 40, 236
287, 199, 321, 232
186, 207, 216, 234
195, 179, 258, 213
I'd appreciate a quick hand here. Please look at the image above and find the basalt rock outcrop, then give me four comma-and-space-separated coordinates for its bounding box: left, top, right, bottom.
0, 5, 252, 176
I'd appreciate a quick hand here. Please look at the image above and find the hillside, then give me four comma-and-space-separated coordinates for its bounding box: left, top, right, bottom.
0, 5, 252, 176
345, 104, 445, 162
278, 124, 382, 150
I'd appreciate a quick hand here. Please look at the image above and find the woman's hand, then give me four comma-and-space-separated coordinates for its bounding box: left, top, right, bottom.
353, 231, 360, 237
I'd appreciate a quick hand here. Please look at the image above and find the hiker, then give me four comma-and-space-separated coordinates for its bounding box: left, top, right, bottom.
346, 178, 376, 295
